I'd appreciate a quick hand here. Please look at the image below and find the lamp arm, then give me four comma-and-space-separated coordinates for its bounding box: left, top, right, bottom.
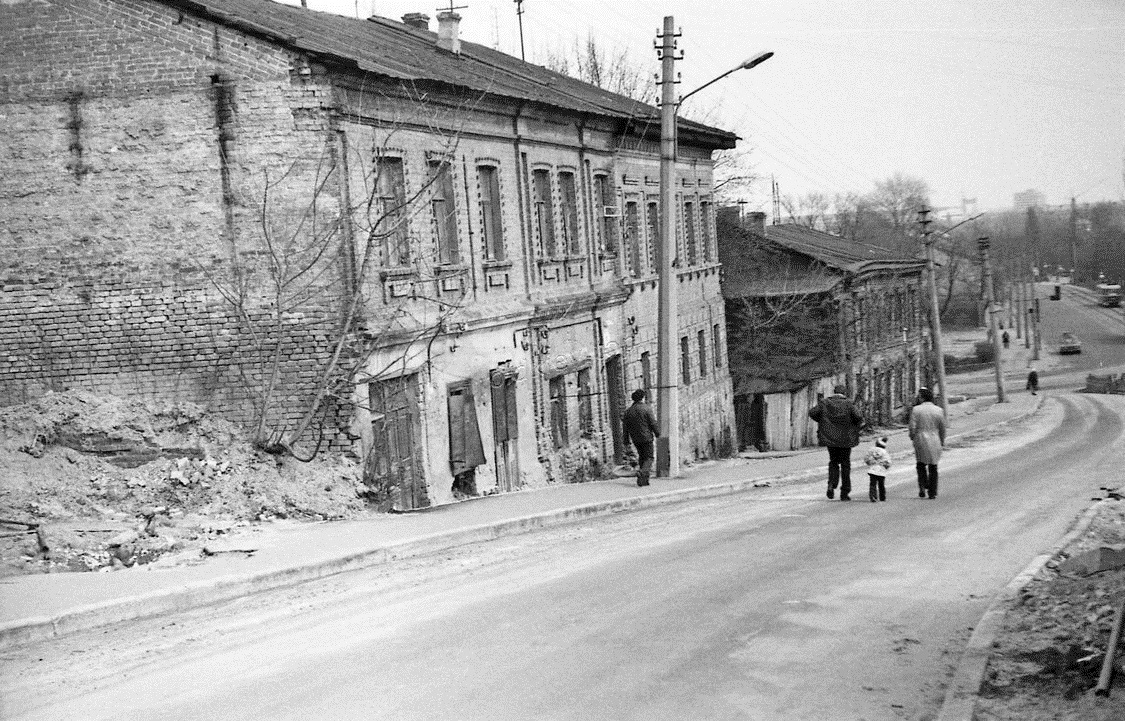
678, 65, 741, 109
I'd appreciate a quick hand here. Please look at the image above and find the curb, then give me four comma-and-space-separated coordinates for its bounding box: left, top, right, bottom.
0, 465, 826, 651
0, 394, 1048, 651
935, 496, 1104, 721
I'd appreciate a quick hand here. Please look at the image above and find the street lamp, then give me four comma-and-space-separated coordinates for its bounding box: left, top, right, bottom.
656, 15, 772, 477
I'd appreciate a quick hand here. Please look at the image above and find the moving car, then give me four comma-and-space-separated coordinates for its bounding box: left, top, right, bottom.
1059, 331, 1082, 355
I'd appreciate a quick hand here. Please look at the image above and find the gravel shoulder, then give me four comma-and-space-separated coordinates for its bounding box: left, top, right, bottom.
974, 498, 1125, 721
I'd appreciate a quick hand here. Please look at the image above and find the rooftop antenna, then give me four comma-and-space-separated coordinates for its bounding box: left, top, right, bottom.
514, 0, 525, 61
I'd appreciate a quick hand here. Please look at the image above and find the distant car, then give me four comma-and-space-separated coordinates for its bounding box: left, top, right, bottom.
1059, 332, 1082, 355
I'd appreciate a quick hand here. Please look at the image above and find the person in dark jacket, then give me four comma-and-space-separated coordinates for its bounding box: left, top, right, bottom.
1026, 368, 1039, 395
623, 389, 660, 487
808, 384, 864, 500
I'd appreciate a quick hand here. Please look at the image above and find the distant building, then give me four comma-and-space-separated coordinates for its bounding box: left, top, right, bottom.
1013, 189, 1046, 213
717, 211, 927, 452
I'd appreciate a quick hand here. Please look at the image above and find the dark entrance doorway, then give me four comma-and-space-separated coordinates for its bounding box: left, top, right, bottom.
604, 355, 627, 464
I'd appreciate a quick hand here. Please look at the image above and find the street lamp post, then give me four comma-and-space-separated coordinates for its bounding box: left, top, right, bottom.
656, 14, 771, 477
918, 207, 948, 418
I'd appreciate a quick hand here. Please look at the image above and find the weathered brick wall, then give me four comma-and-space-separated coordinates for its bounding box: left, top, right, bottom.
0, 0, 355, 452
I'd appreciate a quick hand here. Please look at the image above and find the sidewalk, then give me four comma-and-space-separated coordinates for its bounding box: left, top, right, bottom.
0, 390, 1044, 650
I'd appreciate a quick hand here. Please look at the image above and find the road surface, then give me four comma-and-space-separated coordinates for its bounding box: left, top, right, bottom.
4, 391, 1123, 720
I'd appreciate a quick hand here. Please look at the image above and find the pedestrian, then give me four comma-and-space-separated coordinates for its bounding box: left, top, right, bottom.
1002, 330, 1010, 349
863, 436, 891, 502
1026, 367, 1039, 395
908, 387, 945, 499
622, 388, 659, 487
808, 384, 864, 501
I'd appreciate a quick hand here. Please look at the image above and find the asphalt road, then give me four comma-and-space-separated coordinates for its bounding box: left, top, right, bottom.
6, 390, 1124, 721
1042, 284, 1125, 375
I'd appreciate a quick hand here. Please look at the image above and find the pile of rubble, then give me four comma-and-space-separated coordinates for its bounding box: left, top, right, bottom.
975, 498, 1125, 720
0, 391, 368, 576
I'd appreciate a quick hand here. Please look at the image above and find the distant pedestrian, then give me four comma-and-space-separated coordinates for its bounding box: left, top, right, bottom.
808, 384, 864, 501
863, 436, 891, 503
1002, 330, 1010, 349
1026, 368, 1039, 395
908, 387, 945, 500
623, 389, 659, 487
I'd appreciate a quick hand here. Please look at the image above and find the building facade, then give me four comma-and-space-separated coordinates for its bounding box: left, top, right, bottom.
0, 0, 736, 508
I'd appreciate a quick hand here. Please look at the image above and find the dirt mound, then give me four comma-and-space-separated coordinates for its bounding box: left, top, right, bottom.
976, 500, 1125, 720
0, 391, 369, 576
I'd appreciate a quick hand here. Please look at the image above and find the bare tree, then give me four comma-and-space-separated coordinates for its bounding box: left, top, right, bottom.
541, 33, 655, 102
200, 84, 487, 460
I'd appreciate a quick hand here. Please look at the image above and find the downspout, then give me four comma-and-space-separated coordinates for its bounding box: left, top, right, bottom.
511, 101, 532, 299
576, 113, 593, 287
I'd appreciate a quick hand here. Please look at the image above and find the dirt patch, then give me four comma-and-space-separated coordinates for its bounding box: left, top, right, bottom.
975, 499, 1125, 720
0, 391, 372, 576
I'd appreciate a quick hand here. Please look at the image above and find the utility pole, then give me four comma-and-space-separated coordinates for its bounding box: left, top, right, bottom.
1069, 197, 1079, 283
655, 15, 680, 477
513, 0, 525, 61
978, 237, 1006, 402
918, 207, 947, 416
1015, 265, 1024, 341
1030, 278, 1041, 361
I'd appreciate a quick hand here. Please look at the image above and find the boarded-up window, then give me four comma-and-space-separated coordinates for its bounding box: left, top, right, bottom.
645, 201, 660, 273
533, 169, 556, 258
625, 201, 641, 277
681, 335, 691, 385
593, 174, 617, 253
429, 159, 459, 265
577, 368, 593, 437
684, 200, 697, 266
448, 381, 486, 475
478, 165, 504, 262
698, 329, 707, 379
700, 201, 714, 263
559, 171, 580, 256
376, 156, 409, 266
549, 375, 568, 448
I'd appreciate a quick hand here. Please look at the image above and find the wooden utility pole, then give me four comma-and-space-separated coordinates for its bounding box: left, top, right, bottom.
979, 237, 1006, 402
919, 207, 947, 415
656, 15, 679, 477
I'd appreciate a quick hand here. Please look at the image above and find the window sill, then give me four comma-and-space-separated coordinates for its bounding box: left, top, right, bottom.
379, 267, 416, 281
482, 259, 513, 270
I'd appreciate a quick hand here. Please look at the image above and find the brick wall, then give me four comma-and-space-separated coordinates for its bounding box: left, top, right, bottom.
0, 0, 355, 452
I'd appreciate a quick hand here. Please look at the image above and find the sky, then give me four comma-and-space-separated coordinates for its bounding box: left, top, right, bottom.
279, 0, 1125, 216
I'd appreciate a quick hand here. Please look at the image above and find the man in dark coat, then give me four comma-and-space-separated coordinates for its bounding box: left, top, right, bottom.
623, 389, 660, 487
808, 384, 864, 501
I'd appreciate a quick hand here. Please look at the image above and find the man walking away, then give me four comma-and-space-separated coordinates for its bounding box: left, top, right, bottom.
1026, 368, 1039, 395
908, 387, 946, 499
623, 389, 659, 487
808, 384, 863, 501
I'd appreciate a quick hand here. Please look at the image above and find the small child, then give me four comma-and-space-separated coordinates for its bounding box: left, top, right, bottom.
863, 436, 892, 502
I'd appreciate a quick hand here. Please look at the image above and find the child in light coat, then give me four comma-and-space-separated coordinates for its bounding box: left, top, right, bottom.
863, 436, 891, 502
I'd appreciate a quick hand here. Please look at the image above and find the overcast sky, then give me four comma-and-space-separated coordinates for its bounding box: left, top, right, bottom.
280, 0, 1125, 215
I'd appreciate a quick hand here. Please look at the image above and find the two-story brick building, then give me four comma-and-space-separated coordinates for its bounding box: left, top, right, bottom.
718, 211, 927, 452
0, 0, 737, 509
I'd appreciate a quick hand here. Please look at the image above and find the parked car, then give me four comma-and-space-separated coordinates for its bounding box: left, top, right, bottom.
1059, 331, 1082, 355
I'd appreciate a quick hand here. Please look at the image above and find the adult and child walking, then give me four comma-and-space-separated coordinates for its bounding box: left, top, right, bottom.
808, 384, 946, 502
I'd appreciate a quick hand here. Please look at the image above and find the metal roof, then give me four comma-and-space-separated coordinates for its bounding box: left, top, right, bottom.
160, 0, 737, 148
762, 224, 921, 273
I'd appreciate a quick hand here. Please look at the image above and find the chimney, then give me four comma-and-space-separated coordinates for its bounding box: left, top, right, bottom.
436, 11, 461, 54
401, 12, 430, 31
746, 211, 767, 236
